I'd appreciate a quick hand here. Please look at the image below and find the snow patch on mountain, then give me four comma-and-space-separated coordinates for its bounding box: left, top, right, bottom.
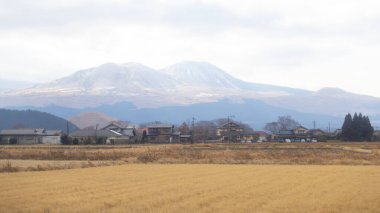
161, 61, 239, 88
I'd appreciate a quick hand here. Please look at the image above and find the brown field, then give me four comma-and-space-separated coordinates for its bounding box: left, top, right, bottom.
1, 164, 380, 212
1, 142, 380, 170
0, 159, 123, 172
0, 143, 379, 212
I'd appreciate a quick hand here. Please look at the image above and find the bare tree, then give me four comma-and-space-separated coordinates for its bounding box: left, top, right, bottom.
194, 121, 217, 141
178, 122, 190, 134
264, 116, 300, 133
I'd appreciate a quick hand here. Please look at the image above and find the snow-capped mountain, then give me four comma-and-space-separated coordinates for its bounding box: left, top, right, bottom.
161, 61, 239, 88
32, 62, 176, 94
1, 61, 380, 120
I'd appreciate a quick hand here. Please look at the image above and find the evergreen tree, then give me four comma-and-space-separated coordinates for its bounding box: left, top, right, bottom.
341, 113, 374, 141
341, 113, 353, 140
362, 116, 374, 141
352, 113, 360, 141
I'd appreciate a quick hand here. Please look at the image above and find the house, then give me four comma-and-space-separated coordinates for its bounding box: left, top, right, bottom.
372, 130, 380, 141
179, 134, 192, 143
69, 129, 123, 144
239, 129, 258, 142
253, 131, 272, 142
331, 129, 342, 140
275, 126, 310, 142
42, 130, 64, 144
101, 121, 136, 136
0, 129, 63, 144
100, 121, 136, 143
307, 129, 327, 141
217, 122, 244, 142
146, 123, 177, 143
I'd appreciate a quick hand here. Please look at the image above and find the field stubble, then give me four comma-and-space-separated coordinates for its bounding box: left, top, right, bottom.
0, 164, 379, 212
0, 142, 379, 172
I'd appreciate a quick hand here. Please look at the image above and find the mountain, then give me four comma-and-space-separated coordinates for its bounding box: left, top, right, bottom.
69, 112, 117, 129
38, 62, 175, 93
0, 61, 312, 108
1, 61, 380, 129
0, 109, 78, 133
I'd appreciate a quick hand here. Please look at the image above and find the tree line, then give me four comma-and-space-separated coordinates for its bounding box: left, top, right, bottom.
341, 113, 374, 141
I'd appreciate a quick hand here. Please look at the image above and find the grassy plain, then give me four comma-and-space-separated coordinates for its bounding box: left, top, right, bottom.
1, 164, 380, 213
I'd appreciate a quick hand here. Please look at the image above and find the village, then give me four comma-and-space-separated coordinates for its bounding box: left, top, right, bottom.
0, 119, 348, 145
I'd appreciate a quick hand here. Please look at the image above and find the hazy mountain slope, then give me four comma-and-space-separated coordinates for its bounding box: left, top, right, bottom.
0, 109, 78, 132
69, 112, 117, 129
16, 100, 344, 130
264, 87, 380, 116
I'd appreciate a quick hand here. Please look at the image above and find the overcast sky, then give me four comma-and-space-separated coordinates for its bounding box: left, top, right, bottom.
1, 0, 380, 97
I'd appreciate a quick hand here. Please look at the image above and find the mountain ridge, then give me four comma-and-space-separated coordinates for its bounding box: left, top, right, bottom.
1, 61, 380, 123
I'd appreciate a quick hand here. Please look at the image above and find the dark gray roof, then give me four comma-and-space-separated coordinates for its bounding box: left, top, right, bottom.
45, 130, 63, 136
147, 123, 173, 128
70, 130, 121, 137
294, 126, 308, 130
307, 129, 325, 133
219, 122, 242, 129
278, 130, 294, 135
121, 129, 135, 137
0, 129, 45, 136
100, 121, 131, 130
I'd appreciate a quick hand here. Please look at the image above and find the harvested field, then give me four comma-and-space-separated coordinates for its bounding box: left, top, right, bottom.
0, 164, 379, 213
0, 142, 379, 169
0, 159, 122, 172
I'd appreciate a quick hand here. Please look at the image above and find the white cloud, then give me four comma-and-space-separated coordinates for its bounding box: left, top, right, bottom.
0, 0, 380, 97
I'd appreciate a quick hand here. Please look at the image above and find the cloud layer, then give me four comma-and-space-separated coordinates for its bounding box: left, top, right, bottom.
1, 0, 380, 97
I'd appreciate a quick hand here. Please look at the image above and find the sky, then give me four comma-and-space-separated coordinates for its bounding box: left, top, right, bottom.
1, 0, 380, 97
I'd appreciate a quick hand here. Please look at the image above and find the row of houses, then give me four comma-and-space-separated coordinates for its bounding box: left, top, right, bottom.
0, 121, 189, 145
0, 121, 340, 145
215, 122, 332, 142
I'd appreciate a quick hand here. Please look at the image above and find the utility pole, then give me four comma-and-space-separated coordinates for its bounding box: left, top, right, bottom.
95, 124, 98, 144
66, 121, 69, 135
191, 117, 196, 144
313, 120, 316, 129
328, 122, 331, 133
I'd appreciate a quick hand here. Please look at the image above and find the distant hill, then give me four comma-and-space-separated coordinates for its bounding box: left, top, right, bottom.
0, 109, 78, 133
17, 99, 346, 130
69, 112, 117, 129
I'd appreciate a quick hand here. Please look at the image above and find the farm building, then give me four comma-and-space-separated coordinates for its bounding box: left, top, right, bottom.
0, 129, 63, 144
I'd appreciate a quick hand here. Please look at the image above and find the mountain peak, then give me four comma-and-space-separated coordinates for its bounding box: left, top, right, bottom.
316, 87, 349, 96
162, 61, 238, 88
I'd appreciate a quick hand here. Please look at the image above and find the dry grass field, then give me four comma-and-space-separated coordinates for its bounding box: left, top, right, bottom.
1, 142, 380, 170
0, 159, 122, 172
1, 143, 379, 212
1, 164, 380, 213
